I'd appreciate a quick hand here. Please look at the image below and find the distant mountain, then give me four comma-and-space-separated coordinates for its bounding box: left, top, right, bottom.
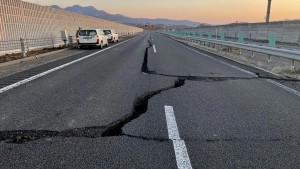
50, 5, 202, 27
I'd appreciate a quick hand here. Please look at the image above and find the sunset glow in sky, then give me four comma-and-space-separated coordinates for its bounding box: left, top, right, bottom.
23, 0, 300, 24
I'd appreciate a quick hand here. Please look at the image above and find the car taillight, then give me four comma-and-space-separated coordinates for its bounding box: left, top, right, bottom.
96, 35, 100, 43
97, 35, 100, 40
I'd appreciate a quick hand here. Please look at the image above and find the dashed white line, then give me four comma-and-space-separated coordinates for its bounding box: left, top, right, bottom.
0, 37, 136, 94
172, 38, 300, 97
153, 45, 157, 53
165, 105, 193, 169
165, 106, 180, 140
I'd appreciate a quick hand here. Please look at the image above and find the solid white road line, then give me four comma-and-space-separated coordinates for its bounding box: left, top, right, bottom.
153, 45, 157, 53
173, 39, 300, 97
0, 37, 136, 94
265, 79, 300, 97
164, 105, 193, 169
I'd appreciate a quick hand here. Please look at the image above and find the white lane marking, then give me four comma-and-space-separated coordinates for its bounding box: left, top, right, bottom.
153, 45, 157, 53
0, 37, 136, 94
265, 79, 300, 97
172, 38, 300, 97
165, 106, 193, 169
165, 105, 180, 140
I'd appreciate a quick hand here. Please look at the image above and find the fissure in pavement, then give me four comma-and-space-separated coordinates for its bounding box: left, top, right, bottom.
0, 126, 106, 144
165, 35, 300, 82
0, 38, 186, 144
144, 37, 299, 83
141, 40, 156, 74
1, 37, 298, 144
121, 133, 169, 142
141, 38, 256, 82
102, 78, 185, 137
0, 79, 185, 144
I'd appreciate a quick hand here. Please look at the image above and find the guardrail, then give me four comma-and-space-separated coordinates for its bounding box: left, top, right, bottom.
0, 37, 70, 57
162, 32, 300, 69
182, 21, 300, 45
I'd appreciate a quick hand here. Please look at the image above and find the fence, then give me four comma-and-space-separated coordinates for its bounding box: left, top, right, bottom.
0, 0, 143, 55
182, 21, 300, 45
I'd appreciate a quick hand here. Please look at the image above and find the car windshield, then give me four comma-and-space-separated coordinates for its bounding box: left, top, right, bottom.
79, 30, 97, 36
104, 30, 111, 35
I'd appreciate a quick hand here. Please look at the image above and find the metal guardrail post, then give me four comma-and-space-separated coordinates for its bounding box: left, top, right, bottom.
68, 36, 73, 47
20, 38, 27, 58
51, 33, 55, 48
26, 39, 29, 52
251, 51, 255, 58
267, 55, 272, 62
291, 60, 295, 69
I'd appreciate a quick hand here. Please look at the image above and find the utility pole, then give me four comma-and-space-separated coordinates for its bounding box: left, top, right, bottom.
266, 0, 272, 23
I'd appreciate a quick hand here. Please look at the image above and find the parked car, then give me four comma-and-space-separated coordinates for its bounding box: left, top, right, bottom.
104, 29, 119, 43
77, 29, 109, 49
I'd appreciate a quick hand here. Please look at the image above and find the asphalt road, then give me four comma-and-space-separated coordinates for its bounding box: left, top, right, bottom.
0, 32, 299, 169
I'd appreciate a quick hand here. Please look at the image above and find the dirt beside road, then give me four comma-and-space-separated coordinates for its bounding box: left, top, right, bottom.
0, 47, 66, 64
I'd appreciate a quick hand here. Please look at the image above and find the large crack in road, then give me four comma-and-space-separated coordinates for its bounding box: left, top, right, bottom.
144, 38, 299, 82
0, 126, 107, 144
0, 38, 185, 144
1, 37, 298, 144
101, 78, 185, 137
0, 78, 185, 144
164, 34, 300, 82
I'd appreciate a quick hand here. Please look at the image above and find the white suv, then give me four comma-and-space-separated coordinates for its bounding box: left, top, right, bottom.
104, 29, 119, 43
77, 29, 109, 49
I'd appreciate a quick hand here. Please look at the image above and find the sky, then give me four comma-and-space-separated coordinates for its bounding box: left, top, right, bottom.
23, 0, 300, 24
